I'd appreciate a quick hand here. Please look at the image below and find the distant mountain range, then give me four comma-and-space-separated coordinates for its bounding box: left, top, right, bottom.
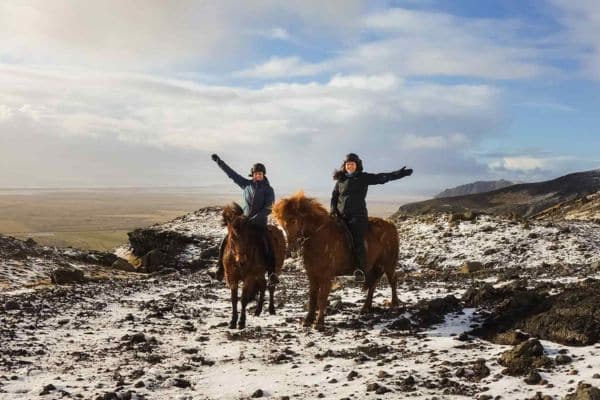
395, 169, 600, 219
434, 180, 516, 198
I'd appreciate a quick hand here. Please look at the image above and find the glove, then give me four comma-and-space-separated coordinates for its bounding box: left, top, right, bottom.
330, 209, 341, 219
399, 166, 413, 177
391, 166, 412, 179
211, 154, 221, 163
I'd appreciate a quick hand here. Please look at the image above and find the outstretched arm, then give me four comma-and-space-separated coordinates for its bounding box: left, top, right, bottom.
211, 154, 251, 189
363, 166, 413, 185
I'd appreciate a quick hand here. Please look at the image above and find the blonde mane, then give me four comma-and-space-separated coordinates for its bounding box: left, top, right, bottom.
272, 191, 329, 229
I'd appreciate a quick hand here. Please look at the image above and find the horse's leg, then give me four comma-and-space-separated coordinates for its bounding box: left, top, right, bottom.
315, 279, 331, 330
239, 284, 249, 329
229, 283, 239, 329
304, 278, 318, 327
361, 282, 376, 314
255, 279, 266, 317
385, 265, 399, 308
268, 281, 276, 315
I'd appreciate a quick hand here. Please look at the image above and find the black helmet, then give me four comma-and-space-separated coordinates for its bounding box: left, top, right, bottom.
344, 153, 361, 164
249, 162, 266, 177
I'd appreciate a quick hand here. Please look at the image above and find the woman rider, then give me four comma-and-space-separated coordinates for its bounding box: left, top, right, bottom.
211, 154, 279, 285
330, 153, 413, 282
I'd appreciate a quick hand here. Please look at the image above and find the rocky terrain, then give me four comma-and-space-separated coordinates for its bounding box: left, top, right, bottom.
435, 180, 516, 199
2, 186, 600, 399
396, 169, 600, 218
0, 234, 138, 293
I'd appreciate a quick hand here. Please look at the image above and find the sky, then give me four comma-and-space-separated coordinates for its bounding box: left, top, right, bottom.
0, 0, 599, 196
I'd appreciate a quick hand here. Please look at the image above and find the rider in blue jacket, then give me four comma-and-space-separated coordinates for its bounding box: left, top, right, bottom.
211, 154, 278, 285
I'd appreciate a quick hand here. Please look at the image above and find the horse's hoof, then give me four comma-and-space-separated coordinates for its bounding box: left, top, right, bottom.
238, 321, 246, 330
302, 319, 313, 328
360, 307, 371, 314
268, 308, 276, 316
314, 322, 325, 331
254, 309, 262, 317
228, 321, 236, 329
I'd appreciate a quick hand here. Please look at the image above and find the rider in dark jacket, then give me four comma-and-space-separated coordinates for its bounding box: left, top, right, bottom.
211, 154, 278, 285
330, 153, 413, 282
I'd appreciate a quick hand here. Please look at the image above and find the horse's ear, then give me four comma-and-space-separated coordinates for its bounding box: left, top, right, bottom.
292, 190, 305, 200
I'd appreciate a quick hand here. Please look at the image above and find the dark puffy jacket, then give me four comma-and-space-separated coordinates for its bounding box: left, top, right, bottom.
217, 159, 274, 226
331, 170, 408, 217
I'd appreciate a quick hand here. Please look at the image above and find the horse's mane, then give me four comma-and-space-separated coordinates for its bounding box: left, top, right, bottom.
272, 191, 329, 226
222, 202, 244, 226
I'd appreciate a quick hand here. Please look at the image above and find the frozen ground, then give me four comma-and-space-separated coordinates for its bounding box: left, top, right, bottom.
1, 213, 600, 399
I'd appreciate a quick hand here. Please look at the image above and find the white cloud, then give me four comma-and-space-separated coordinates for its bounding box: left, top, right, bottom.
549, 0, 600, 79
0, 104, 12, 120
234, 56, 330, 79
0, 64, 503, 188
493, 156, 549, 171
236, 7, 553, 80
0, 0, 366, 71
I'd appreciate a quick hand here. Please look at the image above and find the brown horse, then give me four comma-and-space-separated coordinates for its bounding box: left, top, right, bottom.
221, 203, 286, 329
272, 192, 399, 328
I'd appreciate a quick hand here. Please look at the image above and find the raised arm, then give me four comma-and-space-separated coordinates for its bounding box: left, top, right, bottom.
211, 154, 251, 189
363, 166, 413, 185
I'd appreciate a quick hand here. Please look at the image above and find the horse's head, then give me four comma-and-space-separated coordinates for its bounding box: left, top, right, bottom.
222, 202, 244, 227
222, 203, 252, 265
228, 217, 255, 266
273, 191, 328, 244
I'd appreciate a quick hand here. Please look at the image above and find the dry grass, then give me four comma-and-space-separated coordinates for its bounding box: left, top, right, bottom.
0, 188, 237, 251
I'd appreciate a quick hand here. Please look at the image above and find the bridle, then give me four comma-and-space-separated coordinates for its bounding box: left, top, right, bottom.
290, 219, 326, 259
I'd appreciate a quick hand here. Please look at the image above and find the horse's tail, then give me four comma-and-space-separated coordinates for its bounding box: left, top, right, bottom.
222, 202, 244, 226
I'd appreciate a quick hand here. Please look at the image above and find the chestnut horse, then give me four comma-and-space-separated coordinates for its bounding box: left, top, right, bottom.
272, 192, 399, 328
221, 203, 286, 329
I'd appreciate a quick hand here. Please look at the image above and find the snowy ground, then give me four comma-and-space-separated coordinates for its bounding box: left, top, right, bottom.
1, 214, 600, 399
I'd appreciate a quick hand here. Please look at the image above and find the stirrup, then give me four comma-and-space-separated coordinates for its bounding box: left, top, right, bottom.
267, 273, 279, 286
353, 269, 365, 283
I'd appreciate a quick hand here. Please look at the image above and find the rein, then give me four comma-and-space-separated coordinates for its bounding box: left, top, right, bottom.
292, 220, 327, 259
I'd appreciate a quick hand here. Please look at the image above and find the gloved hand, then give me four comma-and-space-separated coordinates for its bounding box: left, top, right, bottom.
211, 154, 221, 163
330, 209, 341, 219
399, 166, 413, 177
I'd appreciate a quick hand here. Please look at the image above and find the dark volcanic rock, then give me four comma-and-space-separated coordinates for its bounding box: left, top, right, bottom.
499, 339, 552, 376
524, 370, 543, 385
51, 267, 86, 284
142, 249, 167, 273
466, 280, 600, 346
414, 295, 462, 326
564, 383, 600, 400
112, 258, 136, 272
127, 207, 222, 270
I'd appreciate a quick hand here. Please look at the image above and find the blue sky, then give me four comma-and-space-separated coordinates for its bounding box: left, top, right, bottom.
0, 0, 598, 196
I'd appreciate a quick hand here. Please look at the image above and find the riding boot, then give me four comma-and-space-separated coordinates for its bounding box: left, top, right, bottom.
346, 216, 368, 283
263, 233, 279, 285
214, 235, 227, 282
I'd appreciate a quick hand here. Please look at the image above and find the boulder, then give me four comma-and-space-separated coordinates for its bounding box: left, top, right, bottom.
499, 339, 552, 376
112, 258, 136, 273
51, 267, 86, 284
461, 261, 484, 274
142, 249, 167, 273
564, 383, 600, 400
